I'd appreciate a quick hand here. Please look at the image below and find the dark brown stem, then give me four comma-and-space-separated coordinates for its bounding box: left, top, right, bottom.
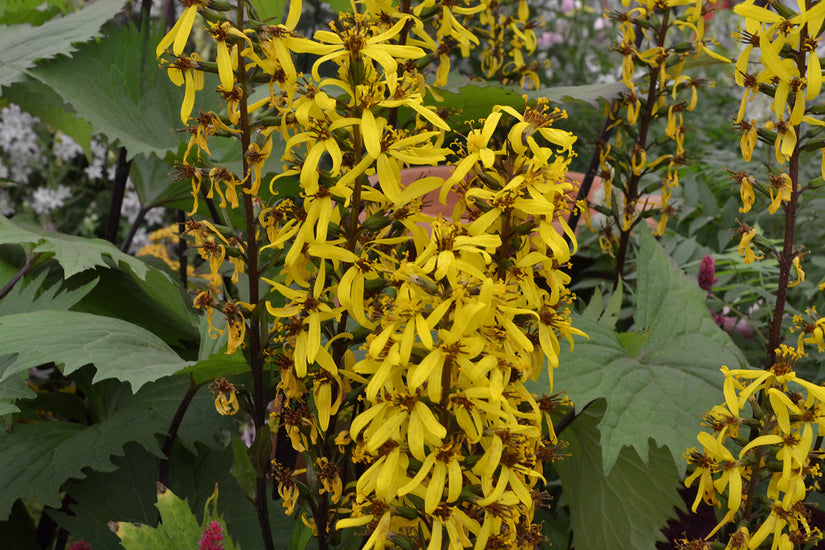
105, 147, 132, 245
176, 209, 188, 289
743, 12, 807, 524
158, 378, 199, 487
236, 2, 274, 548
440, 360, 452, 428
0, 253, 40, 301
566, 115, 614, 238
766, 17, 807, 364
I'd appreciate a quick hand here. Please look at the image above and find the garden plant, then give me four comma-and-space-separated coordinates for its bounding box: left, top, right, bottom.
4, 0, 825, 549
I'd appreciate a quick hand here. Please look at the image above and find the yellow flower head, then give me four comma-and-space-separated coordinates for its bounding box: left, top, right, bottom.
210, 377, 240, 415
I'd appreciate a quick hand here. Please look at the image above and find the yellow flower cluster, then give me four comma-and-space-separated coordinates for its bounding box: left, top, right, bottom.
730, 0, 825, 269
596, 0, 727, 253
156, 0, 581, 547
329, 101, 583, 549
687, 345, 825, 548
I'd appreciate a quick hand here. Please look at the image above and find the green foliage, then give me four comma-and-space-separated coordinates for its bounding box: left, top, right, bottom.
0, 310, 193, 391
0, 403, 166, 520
28, 22, 219, 159
0, 0, 71, 26
50, 444, 162, 550
551, 227, 746, 473
130, 152, 192, 208
115, 485, 239, 550
0, 269, 97, 316
250, 0, 288, 22
0, 215, 150, 279
0, 366, 34, 417
440, 74, 625, 128
554, 400, 684, 549
0, 0, 128, 87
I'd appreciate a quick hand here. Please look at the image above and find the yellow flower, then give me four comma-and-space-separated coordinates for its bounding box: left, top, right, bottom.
210, 377, 240, 415
193, 290, 222, 337
685, 448, 719, 511
246, 138, 273, 196
789, 254, 805, 288
737, 226, 764, 264
167, 53, 204, 124
155, 0, 206, 58
696, 430, 746, 533
768, 173, 792, 214
315, 457, 343, 503
223, 301, 248, 354
207, 22, 238, 91
765, 116, 797, 164
309, 14, 425, 80
264, 279, 342, 377
736, 119, 758, 163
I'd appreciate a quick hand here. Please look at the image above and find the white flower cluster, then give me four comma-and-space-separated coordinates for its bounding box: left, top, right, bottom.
84, 137, 109, 180
31, 185, 72, 215
0, 103, 44, 183
52, 133, 83, 163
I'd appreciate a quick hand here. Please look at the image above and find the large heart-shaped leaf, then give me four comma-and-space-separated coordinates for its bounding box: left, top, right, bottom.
554, 400, 684, 549
0, 310, 193, 391
545, 227, 745, 473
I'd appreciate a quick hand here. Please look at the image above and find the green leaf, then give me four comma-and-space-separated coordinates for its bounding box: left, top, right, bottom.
178, 315, 250, 386
114, 484, 240, 550
0, 0, 69, 26
554, 400, 683, 549
230, 434, 257, 502
130, 152, 191, 208
0, 215, 151, 280
0, 268, 97, 316
49, 444, 161, 550
0, 362, 35, 417
71, 268, 198, 349
114, 485, 204, 549
438, 74, 625, 128
0, 405, 167, 520
250, 0, 287, 22
0, 500, 39, 550
288, 519, 313, 550
248, 424, 273, 478
0, 0, 127, 88
543, 226, 745, 473
28, 23, 220, 159
0, 310, 193, 391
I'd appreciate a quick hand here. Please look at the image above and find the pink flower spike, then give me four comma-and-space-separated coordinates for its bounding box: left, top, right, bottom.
698, 255, 717, 292
68, 542, 92, 550
198, 520, 225, 550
